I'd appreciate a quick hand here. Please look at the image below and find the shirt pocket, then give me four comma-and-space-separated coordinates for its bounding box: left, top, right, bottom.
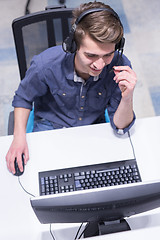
53, 89, 77, 109
87, 87, 107, 110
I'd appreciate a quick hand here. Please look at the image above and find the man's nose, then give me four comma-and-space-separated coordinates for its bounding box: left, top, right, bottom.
93, 58, 105, 70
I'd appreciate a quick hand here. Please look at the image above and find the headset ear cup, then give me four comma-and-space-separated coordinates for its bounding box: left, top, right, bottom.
62, 33, 77, 53
62, 37, 69, 52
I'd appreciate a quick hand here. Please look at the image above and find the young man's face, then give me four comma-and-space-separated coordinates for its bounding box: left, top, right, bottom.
74, 34, 115, 80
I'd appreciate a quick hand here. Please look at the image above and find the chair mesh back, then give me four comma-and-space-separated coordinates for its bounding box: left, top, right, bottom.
12, 8, 73, 79
22, 21, 48, 69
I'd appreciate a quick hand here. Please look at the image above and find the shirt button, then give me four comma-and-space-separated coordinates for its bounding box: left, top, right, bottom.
79, 117, 82, 121
81, 95, 85, 98
80, 107, 84, 110
98, 92, 102, 96
62, 93, 66, 96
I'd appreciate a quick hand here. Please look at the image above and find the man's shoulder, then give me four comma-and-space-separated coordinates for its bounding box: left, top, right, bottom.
32, 45, 66, 67
39, 45, 65, 62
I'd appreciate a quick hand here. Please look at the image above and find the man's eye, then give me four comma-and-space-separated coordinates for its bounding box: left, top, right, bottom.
85, 53, 97, 58
86, 54, 96, 58
104, 54, 112, 58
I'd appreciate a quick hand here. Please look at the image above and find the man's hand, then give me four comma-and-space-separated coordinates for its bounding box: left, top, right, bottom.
113, 66, 137, 100
6, 135, 29, 174
112, 65, 137, 130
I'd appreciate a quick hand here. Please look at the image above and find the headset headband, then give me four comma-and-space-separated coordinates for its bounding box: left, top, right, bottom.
75, 8, 121, 25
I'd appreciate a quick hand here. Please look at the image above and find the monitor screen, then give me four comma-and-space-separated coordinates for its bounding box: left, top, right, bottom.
30, 179, 160, 236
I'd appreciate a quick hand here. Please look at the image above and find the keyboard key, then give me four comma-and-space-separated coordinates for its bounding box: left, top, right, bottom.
75, 180, 82, 188
74, 172, 80, 177
75, 175, 85, 180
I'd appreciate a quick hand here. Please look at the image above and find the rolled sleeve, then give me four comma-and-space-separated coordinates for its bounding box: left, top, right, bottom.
12, 94, 33, 109
110, 111, 136, 134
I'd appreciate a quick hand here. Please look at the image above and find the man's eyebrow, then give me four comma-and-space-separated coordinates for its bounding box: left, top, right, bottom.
104, 50, 115, 56
85, 50, 115, 57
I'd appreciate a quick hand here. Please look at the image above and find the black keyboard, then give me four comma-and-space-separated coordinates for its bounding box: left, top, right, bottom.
39, 159, 141, 196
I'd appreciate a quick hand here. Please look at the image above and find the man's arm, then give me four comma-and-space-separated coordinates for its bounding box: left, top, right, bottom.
113, 65, 137, 130
6, 107, 30, 174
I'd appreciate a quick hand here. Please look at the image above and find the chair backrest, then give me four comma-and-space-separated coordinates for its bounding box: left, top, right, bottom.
12, 6, 73, 80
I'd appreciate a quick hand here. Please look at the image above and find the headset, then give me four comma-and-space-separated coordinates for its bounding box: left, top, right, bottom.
62, 8, 125, 54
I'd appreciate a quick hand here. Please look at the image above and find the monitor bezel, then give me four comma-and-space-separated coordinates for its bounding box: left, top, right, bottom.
30, 179, 160, 224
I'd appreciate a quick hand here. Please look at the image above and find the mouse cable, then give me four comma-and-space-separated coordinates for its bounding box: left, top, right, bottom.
18, 177, 56, 240
18, 176, 35, 197
50, 221, 86, 240
50, 220, 85, 240
74, 222, 84, 239
77, 222, 90, 239
50, 222, 84, 240
127, 130, 136, 160
50, 224, 56, 240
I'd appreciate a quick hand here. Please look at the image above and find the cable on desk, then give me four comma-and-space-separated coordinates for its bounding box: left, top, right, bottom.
74, 222, 84, 239
50, 224, 56, 240
18, 176, 35, 197
77, 222, 90, 239
25, 0, 31, 15
127, 130, 136, 159
18, 177, 56, 240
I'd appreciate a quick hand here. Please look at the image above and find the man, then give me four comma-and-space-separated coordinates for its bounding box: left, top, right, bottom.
6, 1, 137, 174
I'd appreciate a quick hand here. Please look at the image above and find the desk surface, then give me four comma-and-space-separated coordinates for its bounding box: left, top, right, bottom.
0, 116, 160, 239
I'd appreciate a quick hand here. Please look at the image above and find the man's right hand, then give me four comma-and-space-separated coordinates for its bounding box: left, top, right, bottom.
6, 134, 29, 174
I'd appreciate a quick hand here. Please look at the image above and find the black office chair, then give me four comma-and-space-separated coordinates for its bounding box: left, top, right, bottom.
8, 6, 73, 135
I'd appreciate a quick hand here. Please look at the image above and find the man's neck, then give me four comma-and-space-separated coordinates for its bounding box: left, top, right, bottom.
75, 70, 90, 81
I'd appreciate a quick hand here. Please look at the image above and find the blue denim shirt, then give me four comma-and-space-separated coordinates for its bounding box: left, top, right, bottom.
12, 45, 135, 133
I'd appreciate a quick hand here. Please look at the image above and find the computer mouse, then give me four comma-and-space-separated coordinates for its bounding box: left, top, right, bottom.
14, 154, 25, 176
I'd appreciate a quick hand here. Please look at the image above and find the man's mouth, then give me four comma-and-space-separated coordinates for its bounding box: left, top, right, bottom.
90, 67, 102, 72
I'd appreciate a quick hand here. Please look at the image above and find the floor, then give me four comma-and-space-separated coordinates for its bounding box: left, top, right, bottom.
0, 0, 160, 136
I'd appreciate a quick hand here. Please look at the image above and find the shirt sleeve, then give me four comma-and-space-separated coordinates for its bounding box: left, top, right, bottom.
12, 56, 48, 110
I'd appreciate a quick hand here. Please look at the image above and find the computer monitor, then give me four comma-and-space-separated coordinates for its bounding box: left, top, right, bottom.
30, 179, 160, 237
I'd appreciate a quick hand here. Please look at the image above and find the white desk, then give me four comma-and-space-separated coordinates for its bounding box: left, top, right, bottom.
0, 116, 160, 239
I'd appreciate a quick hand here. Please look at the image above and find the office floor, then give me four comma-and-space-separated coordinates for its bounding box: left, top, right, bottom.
0, 0, 160, 136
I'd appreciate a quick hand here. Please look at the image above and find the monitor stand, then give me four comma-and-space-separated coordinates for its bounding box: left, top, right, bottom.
84, 219, 131, 238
